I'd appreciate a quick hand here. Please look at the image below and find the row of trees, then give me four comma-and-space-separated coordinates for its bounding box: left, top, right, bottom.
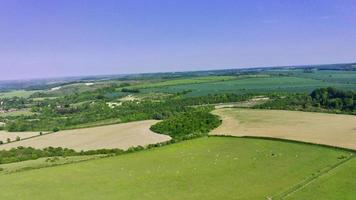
0, 146, 125, 164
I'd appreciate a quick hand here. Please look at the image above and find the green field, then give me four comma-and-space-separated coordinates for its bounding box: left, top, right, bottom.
131, 76, 237, 89
287, 157, 356, 199
267, 69, 356, 84
142, 76, 356, 96
0, 155, 106, 174
0, 90, 39, 98
0, 137, 353, 200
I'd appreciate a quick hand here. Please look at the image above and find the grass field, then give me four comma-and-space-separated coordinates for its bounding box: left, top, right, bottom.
0, 137, 353, 200
131, 76, 237, 89
267, 69, 356, 84
287, 156, 356, 199
0, 120, 170, 151
0, 155, 106, 174
142, 76, 356, 96
0, 90, 39, 98
211, 108, 356, 150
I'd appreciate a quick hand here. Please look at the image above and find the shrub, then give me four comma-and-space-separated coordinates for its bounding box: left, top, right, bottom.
52, 127, 60, 132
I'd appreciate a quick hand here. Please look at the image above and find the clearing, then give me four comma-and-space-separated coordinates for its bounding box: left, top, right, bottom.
211, 108, 356, 150
0, 120, 171, 151
0, 137, 352, 200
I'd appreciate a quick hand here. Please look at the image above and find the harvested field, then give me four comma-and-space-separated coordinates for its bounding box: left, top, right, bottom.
211, 108, 356, 150
0, 131, 41, 143
0, 120, 171, 151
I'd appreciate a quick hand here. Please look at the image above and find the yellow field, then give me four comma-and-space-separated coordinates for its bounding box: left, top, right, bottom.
211, 108, 356, 150
0, 131, 41, 143
0, 120, 171, 151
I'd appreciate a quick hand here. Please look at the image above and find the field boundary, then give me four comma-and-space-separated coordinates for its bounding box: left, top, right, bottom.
210, 135, 356, 153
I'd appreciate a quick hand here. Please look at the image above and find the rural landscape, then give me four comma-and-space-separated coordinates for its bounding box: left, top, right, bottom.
1, 0, 356, 199
1, 63, 356, 199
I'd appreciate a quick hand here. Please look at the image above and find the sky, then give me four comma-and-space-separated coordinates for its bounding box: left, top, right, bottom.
0, 0, 355, 80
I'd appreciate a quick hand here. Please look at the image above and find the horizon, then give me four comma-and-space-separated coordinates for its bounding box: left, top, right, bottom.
0, 61, 355, 82
1, 0, 356, 80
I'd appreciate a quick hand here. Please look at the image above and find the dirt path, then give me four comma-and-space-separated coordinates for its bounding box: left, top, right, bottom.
0, 120, 171, 151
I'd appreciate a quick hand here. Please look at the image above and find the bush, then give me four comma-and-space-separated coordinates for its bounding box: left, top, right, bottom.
121, 88, 140, 93
52, 127, 60, 132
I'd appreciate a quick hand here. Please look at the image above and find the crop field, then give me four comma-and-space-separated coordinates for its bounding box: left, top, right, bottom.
211, 108, 356, 150
0, 137, 353, 200
0, 131, 41, 142
0, 120, 171, 151
142, 76, 356, 96
267, 69, 356, 84
131, 76, 237, 89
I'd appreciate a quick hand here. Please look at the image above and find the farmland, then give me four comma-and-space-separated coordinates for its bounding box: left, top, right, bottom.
0, 137, 353, 200
0, 66, 355, 199
286, 156, 356, 199
211, 108, 356, 150
142, 76, 356, 97
0, 130, 41, 142
0, 120, 170, 151
0, 155, 106, 174
0, 90, 38, 98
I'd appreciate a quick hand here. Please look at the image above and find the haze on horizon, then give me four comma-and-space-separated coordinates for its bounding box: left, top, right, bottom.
0, 0, 355, 81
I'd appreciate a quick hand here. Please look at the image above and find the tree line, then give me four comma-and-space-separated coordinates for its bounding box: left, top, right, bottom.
256, 87, 355, 114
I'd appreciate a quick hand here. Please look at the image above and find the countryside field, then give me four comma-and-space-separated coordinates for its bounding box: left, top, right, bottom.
0, 130, 41, 142
0, 120, 170, 151
0, 63, 355, 200
211, 108, 356, 150
142, 76, 356, 97
1, 1, 356, 199
0, 90, 39, 98
0, 155, 106, 174
0, 137, 354, 200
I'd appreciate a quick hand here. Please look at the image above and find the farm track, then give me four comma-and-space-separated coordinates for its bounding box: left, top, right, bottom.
272, 154, 355, 199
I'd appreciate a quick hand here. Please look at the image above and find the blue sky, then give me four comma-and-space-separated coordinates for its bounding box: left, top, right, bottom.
0, 0, 355, 80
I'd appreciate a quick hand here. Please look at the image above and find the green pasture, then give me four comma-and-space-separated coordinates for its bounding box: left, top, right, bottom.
0, 137, 353, 200
0, 90, 38, 98
142, 76, 356, 96
131, 76, 237, 89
